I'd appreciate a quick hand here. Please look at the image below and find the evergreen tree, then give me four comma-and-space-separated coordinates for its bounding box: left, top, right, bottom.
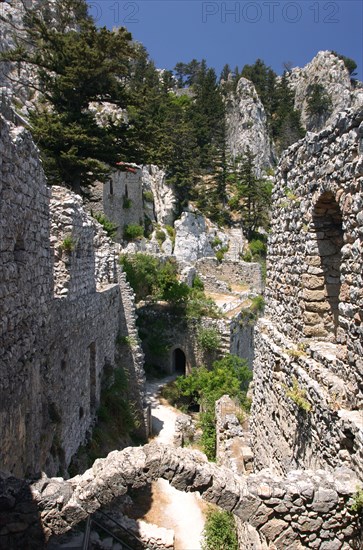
271, 73, 305, 153
228, 149, 272, 239
331, 51, 358, 77
1, 0, 136, 192
220, 63, 231, 82
306, 84, 332, 117
241, 59, 277, 116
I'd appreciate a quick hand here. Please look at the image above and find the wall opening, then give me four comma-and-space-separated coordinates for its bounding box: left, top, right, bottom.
89, 342, 97, 415
173, 348, 186, 375
14, 235, 26, 264
305, 191, 343, 341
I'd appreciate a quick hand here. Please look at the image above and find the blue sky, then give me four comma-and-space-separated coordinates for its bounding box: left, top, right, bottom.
87, 1, 363, 80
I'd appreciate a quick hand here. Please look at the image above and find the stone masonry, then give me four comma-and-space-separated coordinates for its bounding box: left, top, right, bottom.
0, 106, 147, 478
251, 107, 363, 482
0, 443, 361, 549
137, 303, 255, 374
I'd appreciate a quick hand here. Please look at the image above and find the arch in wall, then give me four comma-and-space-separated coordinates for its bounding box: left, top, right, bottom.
172, 347, 186, 375
304, 191, 343, 341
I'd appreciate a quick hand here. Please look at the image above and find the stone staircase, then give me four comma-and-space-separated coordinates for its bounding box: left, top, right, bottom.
224, 227, 245, 261
47, 509, 147, 550
219, 324, 232, 355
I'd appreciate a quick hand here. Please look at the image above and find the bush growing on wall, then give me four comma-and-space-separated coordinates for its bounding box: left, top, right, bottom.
197, 327, 221, 351
92, 212, 118, 239
123, 224, 144, 241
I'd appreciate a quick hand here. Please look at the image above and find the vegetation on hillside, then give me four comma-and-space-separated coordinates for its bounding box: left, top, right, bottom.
119, 253, 220, 318
161, 354, 252, 460
1, 0, 357, 240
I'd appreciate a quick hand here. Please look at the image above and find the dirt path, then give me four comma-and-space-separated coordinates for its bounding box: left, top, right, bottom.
140, 376, 207, 549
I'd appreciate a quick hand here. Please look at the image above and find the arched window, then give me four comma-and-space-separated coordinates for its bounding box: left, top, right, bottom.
304, 191, 343, 341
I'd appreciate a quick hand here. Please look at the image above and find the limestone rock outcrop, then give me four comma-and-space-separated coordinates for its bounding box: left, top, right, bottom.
142, 164, 178, 226
287, 51, 363, 132
173, 210, 228, 263
225, 77, 274, 172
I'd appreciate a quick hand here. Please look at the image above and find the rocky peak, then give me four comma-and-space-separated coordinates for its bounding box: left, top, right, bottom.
287, 50, 363, 132
225, 77, 274, 174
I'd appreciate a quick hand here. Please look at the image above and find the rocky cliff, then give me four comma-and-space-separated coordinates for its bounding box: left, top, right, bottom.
225, 77, 274, 172
287, 50, 363, 132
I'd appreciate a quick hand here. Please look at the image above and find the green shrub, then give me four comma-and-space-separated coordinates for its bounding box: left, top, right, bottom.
241, 249, 253, 262
60, 235, 75, 252
123, 196, 132, 209
155, 229, 166, 246
215, 246, 228, 262
249, 239, 266, 257
92, 212, 118, 238
239, 295, 265, 325
351, 487, 363, 513
283, 377, 312, 413
120, 253, 220, 317
118, 335, 138, 348
165, 224, 176, 248
211, 236, 222, 248
143, 190, 154, 203
172, 355, 252, 459
197, 327, 221, 351
185, 289, 221, 320
123, 224, 144, 241
202, 508, 238, 550
192, 275, 204, 291
250, 295, 265, 314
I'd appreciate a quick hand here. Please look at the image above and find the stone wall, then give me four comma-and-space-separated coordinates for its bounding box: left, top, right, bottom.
137, 304, 255, 374
102, 166, 145, 243
0, 109, 147, 477
196, 257, 263, 294
251, 107, 363, 482
1, 443, 360, 549
214, 396, 362, 550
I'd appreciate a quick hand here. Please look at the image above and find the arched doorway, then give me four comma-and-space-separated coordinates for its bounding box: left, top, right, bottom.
304, 191, 343, 341
173, 348, 186, 375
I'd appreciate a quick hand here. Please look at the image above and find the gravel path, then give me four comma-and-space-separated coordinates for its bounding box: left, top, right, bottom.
143, 376, 206, 550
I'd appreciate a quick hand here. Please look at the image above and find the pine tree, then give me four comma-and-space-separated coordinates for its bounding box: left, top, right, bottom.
271, 73, 305, 153
1, 0, 135, 192
228, 149, 272, 239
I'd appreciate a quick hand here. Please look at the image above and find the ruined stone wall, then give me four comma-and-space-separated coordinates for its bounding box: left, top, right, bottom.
196, 257, 263, 294
102, 167, 145, 242
251, 107, 363, 482
137, 305, 254, 374
215, 396, 362, 550
2, 443, 360, 549
0, 110, 147, 477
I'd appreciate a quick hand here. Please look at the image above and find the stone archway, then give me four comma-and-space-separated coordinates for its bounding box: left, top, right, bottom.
24, 443, 358, 544
173, 348, 186, 375
304, 191, 343, 341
